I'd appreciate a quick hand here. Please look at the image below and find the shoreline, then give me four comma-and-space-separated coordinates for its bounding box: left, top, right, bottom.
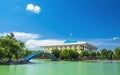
81, 60, 120, 62
0, 60, 29, 65
1, 59, 120, 65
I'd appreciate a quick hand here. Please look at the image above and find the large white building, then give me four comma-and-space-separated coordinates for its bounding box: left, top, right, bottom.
40, 39, 98, 54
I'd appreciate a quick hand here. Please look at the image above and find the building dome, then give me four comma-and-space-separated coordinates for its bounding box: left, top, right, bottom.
64, 39, 77, 43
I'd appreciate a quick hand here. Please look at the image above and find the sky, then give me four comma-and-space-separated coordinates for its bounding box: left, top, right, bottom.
0, 0, 120, 50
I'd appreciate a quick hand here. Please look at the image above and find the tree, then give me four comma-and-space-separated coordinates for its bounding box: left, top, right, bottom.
90, 52, 96, 59
67, 50, 79, 60
84, 51, 89, 58
0, 33, 25, 63
80, 50, 85, 57
96, 51, 101, 59
108, 50, 113, 54
51, 49, 60, 59
59, 49, 79, 60
33, 50, 41, 54
101, 48, 108, 59
96, 51, 101, 56
108, 50, 114, 59
0, 47, 5, 59
60, 50, 68, 60
19, 49, 32, 58
80, 50, 89, 58
114, 47, 120, 59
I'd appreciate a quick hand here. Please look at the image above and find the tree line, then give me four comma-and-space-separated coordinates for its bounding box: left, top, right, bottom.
51, 48, 120, 60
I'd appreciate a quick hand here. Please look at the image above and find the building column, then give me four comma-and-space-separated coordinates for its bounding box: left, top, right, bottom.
83, 45, 86, 51
78, 45, 80, 54
62, 46, 64, 50
72, 46, 74, 50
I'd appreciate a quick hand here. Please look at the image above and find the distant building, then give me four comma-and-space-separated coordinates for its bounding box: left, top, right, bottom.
40, 39, 97, 54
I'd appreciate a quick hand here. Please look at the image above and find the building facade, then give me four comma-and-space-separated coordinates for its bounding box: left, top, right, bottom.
40, 40, 97, 54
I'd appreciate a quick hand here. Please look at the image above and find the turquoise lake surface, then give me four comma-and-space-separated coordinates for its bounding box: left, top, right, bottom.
0, 60, 120, 75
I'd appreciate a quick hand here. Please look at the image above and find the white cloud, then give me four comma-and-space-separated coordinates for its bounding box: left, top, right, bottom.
13, 32, 40, 41
0, 33, 8, 36
0, 32, 64, 50
107, 37, 120, 41
0, 32, 40, 41
112, 37, 120, 40
26, 4, 41, 14
87, 38, 120, 50
25, 39, 64, 50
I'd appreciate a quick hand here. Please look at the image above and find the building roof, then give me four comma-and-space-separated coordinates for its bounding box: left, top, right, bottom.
64, 39, 77, 43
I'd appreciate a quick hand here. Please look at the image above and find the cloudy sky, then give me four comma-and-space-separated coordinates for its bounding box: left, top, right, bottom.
0, 0, 120, 50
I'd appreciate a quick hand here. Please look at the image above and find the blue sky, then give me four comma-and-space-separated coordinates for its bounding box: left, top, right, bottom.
0, 0, 120, 50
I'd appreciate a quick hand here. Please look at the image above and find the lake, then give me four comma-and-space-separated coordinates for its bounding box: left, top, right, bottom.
0, 60, 120, 75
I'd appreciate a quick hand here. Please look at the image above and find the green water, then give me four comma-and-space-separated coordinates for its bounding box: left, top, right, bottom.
0, 60, 120, 75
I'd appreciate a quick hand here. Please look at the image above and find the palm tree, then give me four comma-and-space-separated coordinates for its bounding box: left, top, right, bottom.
101, 48, 108, 59
107, 50, 114, 60
90, 52, 96, 60
114, 47, 120, 59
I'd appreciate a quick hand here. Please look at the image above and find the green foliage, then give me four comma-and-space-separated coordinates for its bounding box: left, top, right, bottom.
114, 47, 120, 59
80, 50, 89, 58
19, 49, 32, 58
96, 51, 101, 59
67, 50, 79, 60
33, 50, 41, 53
80, 50, 84, 57
107, 50, 114, 57
0, 33, 26, 62
84, 51, 89, 57
0, 47, 5, 59
60, 50, 68, 60
51, 49, 60, 59
90, 52, 96, 59
96, 51, 101, 56
60, 50, 79, 60
101, 48, 108, 59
